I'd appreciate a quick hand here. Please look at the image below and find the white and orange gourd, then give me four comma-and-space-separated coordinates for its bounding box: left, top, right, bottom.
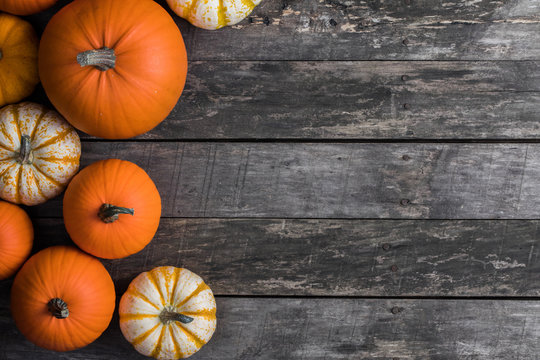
166, 0, 262, 30
0, 102, 81, 205
119, 266, 217, 359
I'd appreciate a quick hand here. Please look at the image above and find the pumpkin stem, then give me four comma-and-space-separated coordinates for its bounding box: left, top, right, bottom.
77, 47, 116, 71
159, 308, 194, 325
18, 135, 32, 164
99, 203, 134, 223
47, 298, 69, 319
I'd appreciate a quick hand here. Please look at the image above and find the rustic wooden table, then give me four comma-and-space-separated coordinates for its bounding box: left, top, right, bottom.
2, 0, 540, 358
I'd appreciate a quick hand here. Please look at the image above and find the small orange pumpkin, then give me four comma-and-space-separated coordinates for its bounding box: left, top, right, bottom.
0, 13, 38, 107
39, 0, 188, 139
0, 201, 33, 280
119, 267, 217, 359
10, 246, 116, 351
63, 159, 161, 259
0, 0, 58, 15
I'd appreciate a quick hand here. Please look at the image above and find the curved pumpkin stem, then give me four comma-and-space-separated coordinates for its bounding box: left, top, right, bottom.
77, 47, 116, 71
159, 308, 194, 325
48, 298, 69, 319
18, 135, 32, 164
99, 204, 134, 223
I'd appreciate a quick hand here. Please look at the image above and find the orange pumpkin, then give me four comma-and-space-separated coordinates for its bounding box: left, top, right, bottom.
10, 246, 116, 351
38, 0, 188, 139
0, 0, 57, 15
0, 13, 38, 107
63, 159, 161, 259
0, 201, 33, 280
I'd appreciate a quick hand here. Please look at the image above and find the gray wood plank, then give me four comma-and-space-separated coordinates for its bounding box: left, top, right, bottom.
27, 0, 540, 61
134, 61, 540, 140
180, 0, 540, 61
1, 294, 538, 359
27, 142, 540, 220
33, 218, 540, 296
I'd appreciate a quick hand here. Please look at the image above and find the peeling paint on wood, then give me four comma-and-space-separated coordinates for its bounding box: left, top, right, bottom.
29, 218, 540, 296
122, 61, 540, 140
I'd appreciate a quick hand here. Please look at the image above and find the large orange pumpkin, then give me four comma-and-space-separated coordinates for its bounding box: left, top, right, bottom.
0, 0, 57, 15
39, 0, 188, 139
10, 246, 116, 351
0, 201, 33, 280
63, 159, 161, 259
0, 13, 39, 107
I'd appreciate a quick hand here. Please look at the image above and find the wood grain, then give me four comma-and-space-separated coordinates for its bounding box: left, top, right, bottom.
27, 0, 540, 61
26, 142, 540, 220
32, 218, 540, 296
98, 61, 540, 140
1, 293, 538, 359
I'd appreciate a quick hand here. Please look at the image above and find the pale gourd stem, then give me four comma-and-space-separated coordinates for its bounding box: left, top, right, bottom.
18, 135, 32, 164
98, 204, 134, 223
47, 298, 69, 319
77, 47, 116, 71
159, 309, 194, 324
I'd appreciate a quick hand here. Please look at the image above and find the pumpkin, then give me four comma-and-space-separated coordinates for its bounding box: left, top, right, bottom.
119, 267, 216, 359
166, 0, 262, 30
38, 0, 188, 139
0, 0, 57, 15
0, 201, 33, 280
0, 13, 38, 107
10, 245, 116, 351
63, 159, 161, 259
0, 102, 81, 206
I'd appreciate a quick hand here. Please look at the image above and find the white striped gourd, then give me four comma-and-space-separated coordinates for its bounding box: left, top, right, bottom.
166, 0, 262, 30
119, 266, 217, 359
0, 102, 80, 205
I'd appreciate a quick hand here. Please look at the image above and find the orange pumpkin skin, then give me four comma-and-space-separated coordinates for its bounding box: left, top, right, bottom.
10, 246, 116, 351
0, 201, 33, 280
38, 0, 188, 139
0, 13, 38, 107
63, 159, 161, 259
0, 0, 57, 15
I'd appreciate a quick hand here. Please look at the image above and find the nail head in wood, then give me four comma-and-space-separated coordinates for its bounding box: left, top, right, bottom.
391, 265, 399, 272
403, 103, 411, 109
263, 16, 270, 25
402, 154, 410, 161
391, 306, 401, 314
330, 19, 338, 26
401, 75, 409, 81
382, 243, 391, 251
402, 38, 409, 45
400, 199, 410, 206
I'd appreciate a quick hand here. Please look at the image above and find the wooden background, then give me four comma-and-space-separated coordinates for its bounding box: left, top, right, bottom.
1, 0, 540, 358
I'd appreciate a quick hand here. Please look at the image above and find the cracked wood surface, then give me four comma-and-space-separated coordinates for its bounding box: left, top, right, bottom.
29, 218, 540, 297
26, 142, 540, 220
1, 294, 538, 359
28, 0, 540, 61
89, 61, 540, 140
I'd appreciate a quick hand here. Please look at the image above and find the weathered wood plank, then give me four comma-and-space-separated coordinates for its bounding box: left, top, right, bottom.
33, 218, 540, 296
140, 61, 540, 140
27, 0, 540, 61
1, 295, 538, 359
26, 61, 540, 140
26, 142, 540, 219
